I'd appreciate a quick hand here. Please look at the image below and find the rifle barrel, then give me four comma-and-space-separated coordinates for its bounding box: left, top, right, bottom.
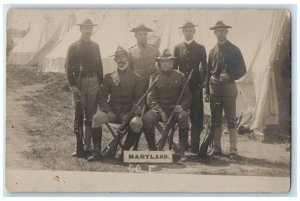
158, 69, 194, 150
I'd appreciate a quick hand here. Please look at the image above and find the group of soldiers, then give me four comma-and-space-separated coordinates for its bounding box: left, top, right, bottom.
65, 18, 246, 163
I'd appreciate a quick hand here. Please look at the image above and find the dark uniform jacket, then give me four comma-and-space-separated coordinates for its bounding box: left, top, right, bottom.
97, 67, 143, 115
173, 41, 207, 90
147, 70, 192, 112
205, 40, 247, 94
65, 38, 103, 86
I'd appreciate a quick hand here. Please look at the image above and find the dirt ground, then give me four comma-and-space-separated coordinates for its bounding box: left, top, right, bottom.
5, 65, 291, 176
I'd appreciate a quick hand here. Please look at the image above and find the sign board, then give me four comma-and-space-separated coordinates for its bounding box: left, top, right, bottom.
123, 151, 173, 163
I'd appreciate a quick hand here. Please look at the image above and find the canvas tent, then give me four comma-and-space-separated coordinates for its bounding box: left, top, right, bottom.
7, 11, 56, 65
26, 11, 77, 66
7, 10, 77, 66
37, 9, 290, 133
249, 10, 290, 132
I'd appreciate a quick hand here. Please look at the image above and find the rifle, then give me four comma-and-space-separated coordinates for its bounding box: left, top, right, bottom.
157, 69, 194, 151
74, 63, 85, 152
156, 123, 181, 154
199, 59, 227, 158
101, 74, 160, 157
199, 84, 222, 158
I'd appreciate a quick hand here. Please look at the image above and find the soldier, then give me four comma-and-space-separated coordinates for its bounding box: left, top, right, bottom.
128, 23, 161, 149
205, 21, 246, 159
173, 21, 208, 155
65, 18, 103, 158
92, 46, 143, 161
142, 49, 192, 162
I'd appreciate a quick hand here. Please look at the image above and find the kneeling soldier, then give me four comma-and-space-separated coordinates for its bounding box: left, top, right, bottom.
142, 49, 192, 162
90, 46, 143, 161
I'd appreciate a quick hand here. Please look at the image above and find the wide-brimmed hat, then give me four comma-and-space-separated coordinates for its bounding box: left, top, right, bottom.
209, 20, 232, 30
130, 23, 153, 33
77, 18, 98, 26
130, 116, 143, 133
92, 106, 109, 128
156, 49, 177, 60
109, 46, 128, 57
178, 21, 198, 29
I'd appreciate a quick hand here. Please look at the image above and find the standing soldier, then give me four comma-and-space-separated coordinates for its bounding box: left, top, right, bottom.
173, 21, 207, 155
65, 18, 103, 158
205, 21, 246, 159
142, 49, 192, 162
128, 23, 161, 149
92, 46, 143, 161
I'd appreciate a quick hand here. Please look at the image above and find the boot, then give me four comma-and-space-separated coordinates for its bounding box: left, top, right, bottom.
179, 128, 188, 162
71, 147, 85, 158
71, 127, 85, 158
132, 132, 142, 150
190, 123, 201, 154
123, 129, 135, 151
213, 127, 223, 155
228, 127, 238, 156
179, 128, 188, 153
144, 127, 157, 151
87, 128, 102, 162
84, 127, 93, 156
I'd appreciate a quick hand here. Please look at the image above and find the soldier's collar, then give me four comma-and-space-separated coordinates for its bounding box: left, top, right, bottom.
137, 42, 148, 48
117, 64, 129, 72
218, 39, 228, 46
79, 37, 91, 43
184, 39, 194, 45
161, 68, 173, 75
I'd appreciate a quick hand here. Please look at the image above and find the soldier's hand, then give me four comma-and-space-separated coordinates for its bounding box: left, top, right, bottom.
134, 105, 142, 116
71, 86, 81, 97
204, 93, 210, 102
160, 112, 168, 124
107, 111, 115, 121
220, 72, 230, 82
174, 105, 183, 113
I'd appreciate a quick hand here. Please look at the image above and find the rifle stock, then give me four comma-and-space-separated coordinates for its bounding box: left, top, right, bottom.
199, 100, 221, 158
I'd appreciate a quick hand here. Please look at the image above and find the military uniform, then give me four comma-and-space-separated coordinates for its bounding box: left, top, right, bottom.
65, 26, 103, 156
206, 22, 246, 155
128, 43, 160, 91
97, 66, 143, 150
128, 23, 161, 150
173, 40, 207, 154
143, 69, 192, 152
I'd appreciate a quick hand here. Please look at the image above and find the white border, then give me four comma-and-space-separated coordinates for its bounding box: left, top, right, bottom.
1, 0, 298, 200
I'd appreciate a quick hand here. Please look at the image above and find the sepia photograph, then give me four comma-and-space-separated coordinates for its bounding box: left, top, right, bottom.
5, 7, 291, 193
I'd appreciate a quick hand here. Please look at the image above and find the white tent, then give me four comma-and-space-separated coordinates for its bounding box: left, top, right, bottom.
26, 11, 77, 66
249, 10, 290, 131
7, 11, 55, 65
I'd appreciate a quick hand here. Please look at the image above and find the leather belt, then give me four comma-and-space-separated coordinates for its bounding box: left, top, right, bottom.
82, 72, 97, 77
210, 75, 233, 83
